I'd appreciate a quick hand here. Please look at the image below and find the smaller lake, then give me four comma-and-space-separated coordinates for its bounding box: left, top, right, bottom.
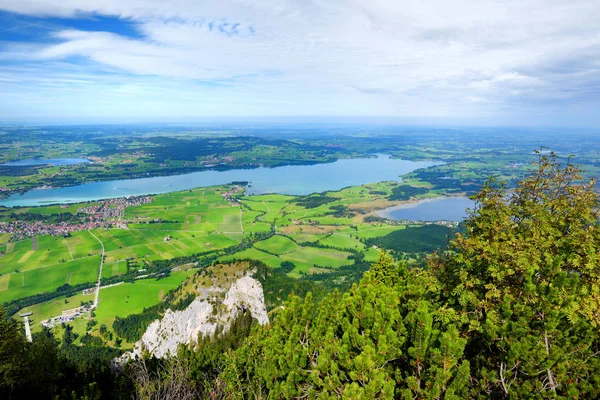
377, 197, 475, 222
2, 158, 90, 166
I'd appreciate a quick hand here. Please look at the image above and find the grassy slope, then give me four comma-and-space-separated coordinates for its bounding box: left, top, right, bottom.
94, 270, 196, 331
254, 235, 298, 255
0, 255, 100, 303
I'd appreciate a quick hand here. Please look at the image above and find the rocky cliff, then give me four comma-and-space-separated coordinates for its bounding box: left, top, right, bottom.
116, 274, 268, 364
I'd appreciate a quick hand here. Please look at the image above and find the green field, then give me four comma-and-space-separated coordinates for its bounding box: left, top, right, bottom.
279, 247, 353, 277
102, 261, 128, 278
0, 188, 253, 302
125, 187, 245, 234
218, 247, 281, 269
0, 235, 74, 274
285, 233, 327, 243
317, 233, 381, 262
241, 194, 293, 224
254, 235, 298, 255
0, 255, 100, 303
64, 231, 103, 259
351, 225, 407, 239
0, 233, 12, 245
94, 270, 195, 331
318, 234, 365, 250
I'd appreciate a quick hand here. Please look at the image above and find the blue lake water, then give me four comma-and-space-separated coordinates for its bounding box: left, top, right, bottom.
0, 155, 438, 207
2, 158, 90, 166
376, 197, 475, 222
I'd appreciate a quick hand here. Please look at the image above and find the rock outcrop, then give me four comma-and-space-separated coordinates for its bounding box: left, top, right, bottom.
115, 275, 268, 365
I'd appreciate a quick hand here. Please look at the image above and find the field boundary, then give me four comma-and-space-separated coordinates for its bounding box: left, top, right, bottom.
0, 274, 10, 292
63, 237, 74, 260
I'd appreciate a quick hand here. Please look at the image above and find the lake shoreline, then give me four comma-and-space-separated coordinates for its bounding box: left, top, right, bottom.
376, 196, 474, 222
0, 155, 440, 208
1, 158, 90, 166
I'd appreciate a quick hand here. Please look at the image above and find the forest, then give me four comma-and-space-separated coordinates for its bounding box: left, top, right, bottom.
1, 152, 599, 399
364, 224, 458, 254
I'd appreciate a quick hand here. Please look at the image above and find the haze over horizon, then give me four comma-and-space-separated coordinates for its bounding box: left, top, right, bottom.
1, 0, 599, 127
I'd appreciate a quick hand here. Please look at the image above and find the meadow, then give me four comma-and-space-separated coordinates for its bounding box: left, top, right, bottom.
1, 180, 457, 343
0, 255, 100, 304
94, 270, 196, 343
254, 235, 298, 254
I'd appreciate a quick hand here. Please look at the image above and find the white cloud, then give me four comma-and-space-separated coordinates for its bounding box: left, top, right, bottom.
0, 0, 599, 123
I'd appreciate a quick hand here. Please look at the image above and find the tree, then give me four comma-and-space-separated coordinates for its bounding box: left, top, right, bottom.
0, 307, 29, 397
62, 324, 78, 347
222, 253, 469, 399
369, 250, 397, 285
1, 309, 62, 399
430, 152, 600, 397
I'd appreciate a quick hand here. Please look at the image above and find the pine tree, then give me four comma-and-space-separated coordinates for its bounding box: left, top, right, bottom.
0, 307, 29, 398
430, 152, 600, 397
222, 253, 470, 398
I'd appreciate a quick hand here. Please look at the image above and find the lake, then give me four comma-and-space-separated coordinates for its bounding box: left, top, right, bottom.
0, 155, 438, 207
376, 197, 475, 222
1, 158, 90, 166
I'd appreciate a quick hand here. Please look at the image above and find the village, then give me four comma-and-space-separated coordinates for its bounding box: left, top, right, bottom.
0, 195, 152, 241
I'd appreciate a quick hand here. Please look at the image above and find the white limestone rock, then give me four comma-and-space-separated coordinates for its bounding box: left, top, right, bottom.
223, 275, 269, 326
115, 275, 268, 366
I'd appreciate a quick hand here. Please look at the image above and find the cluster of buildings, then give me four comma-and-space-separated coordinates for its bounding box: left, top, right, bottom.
382, 219, 460, 228
41, 305, 90, 329
1, 195, 152, 240
198, 155, 235, 166
78, 195, 152, 219
221, 185, 246, 202
0, 220, 102, 241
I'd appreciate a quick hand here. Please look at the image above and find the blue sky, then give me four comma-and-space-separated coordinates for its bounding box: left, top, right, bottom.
0, 0, 599, 126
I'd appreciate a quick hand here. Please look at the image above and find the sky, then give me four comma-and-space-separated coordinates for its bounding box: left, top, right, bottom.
0, 0, 599, 126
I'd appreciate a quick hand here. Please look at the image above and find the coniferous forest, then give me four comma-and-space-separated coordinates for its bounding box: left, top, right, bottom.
1, 153, 600, 399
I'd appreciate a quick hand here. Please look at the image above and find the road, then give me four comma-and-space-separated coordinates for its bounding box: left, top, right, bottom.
88, 230, 104, 309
